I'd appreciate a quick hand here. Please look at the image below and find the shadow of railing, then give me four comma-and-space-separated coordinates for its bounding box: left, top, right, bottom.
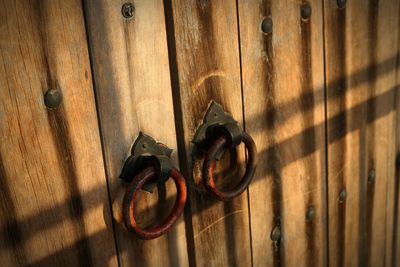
0, 53, 398, 265
18, 83, 399, 267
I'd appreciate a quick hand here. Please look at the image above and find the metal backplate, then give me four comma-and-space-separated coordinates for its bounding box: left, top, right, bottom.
192, 101, 241, 153
120, 132, 173, 192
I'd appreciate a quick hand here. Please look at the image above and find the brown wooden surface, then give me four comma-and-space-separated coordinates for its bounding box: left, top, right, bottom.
0, 0, 118, 266
83, 0, 189, 266
164, 0, 252, 266
1, 1, 400, 266
395, 28, 400, 267
387, 12, 400, 267
324, 0, 400, 266
394, 38, 400, 267
238, 0, 327, 266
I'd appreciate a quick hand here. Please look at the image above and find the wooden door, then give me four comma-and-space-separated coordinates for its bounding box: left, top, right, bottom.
0, 1, 118, 266
324, 1, 400, 266
238, 1, 327, 266
84, 1, 189, 266
0, 0, 399, 266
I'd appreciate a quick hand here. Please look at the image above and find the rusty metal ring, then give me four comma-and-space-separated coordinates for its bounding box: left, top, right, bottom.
122, 166, 187, 239
203, 132, 257, 201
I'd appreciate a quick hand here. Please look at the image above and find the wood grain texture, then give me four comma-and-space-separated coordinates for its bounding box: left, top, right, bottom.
387, 11, 400, 267
238, 1, 327, 266
324, 0, 400, 266
83, 0, 189, 266
394, 51, 400, 267
164, 1, 252, 266
395, 25, 400, 267
0, 0, 118, 266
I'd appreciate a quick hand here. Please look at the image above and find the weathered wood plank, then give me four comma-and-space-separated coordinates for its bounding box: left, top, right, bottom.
395, 32, 400, 267
83, 0, 189, 266
394, 62, 400, 267
0, 0, 118, 266
324, 0, 400, 266
164, 1, 252, 266
386, 11, 400, 267
238, 0, 327, 266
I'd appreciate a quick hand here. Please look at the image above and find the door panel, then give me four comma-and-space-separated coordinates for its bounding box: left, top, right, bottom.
386, 4, 400, 266
393, 24, 400, 267
164, 1, 252, 266
323, 0, 400, 266
0, 0, 117, 266
1, 0, 400, 266
238, 1, 327, 266
83, 0, 189, 266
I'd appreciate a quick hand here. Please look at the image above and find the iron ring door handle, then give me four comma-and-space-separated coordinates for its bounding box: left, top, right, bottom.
122, 166, 187, 239
193, 101, 258, 201
119, 133, 187, 239
203, 132, 257, 201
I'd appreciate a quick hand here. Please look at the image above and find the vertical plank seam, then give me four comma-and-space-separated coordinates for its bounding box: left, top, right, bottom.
321, 0, 330, 266
162, 1, 197, 266
234, 1, 254, 267
80, 0, 121, 265
364, 3, 379, 266
389, 6, 400, 266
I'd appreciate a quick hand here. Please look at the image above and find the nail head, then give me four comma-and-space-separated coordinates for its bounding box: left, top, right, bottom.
337, 0, 346, 9
339, 189, 347, 202
368, 169, 376, 183
122, 2, 135, 19
271, 226, 281, 241
44, 89, 62, 109
261, 17, 273, 35
300, 3, 312, 20
306, 207, 315, 221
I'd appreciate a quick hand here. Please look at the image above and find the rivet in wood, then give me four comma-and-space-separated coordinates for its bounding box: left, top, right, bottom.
122, 2, 135, 19
337, 0, 346, 9
306, 207, 315, 221
270, 226, 281, 241
300, 3, 312, 21
339, 189, 347, 202
261, 17, 273, 35
368, 169, 376, 183
44, 89, 62, 109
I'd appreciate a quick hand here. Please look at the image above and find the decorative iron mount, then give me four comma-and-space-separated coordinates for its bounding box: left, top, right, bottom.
119, 132, 173, 192
192, 101, 242, 155
192, 101, 258, 201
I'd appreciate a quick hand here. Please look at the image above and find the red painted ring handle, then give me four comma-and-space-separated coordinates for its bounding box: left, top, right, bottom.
122, 166, 187, 239
203, 132, 258, 201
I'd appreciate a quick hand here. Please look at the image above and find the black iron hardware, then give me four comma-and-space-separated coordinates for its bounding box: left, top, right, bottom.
368, 169, 376, 183
337, 0, 346, 9
261, 17, 273, 35
44, 89, 62, 109
121, 2, 135, 19
193, 101, 242, 153
120, 132, 173, 192
119, 133, 187, 239
300, 3, 312, 21
192, 101, 258, 201
339, 189, 347, 202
